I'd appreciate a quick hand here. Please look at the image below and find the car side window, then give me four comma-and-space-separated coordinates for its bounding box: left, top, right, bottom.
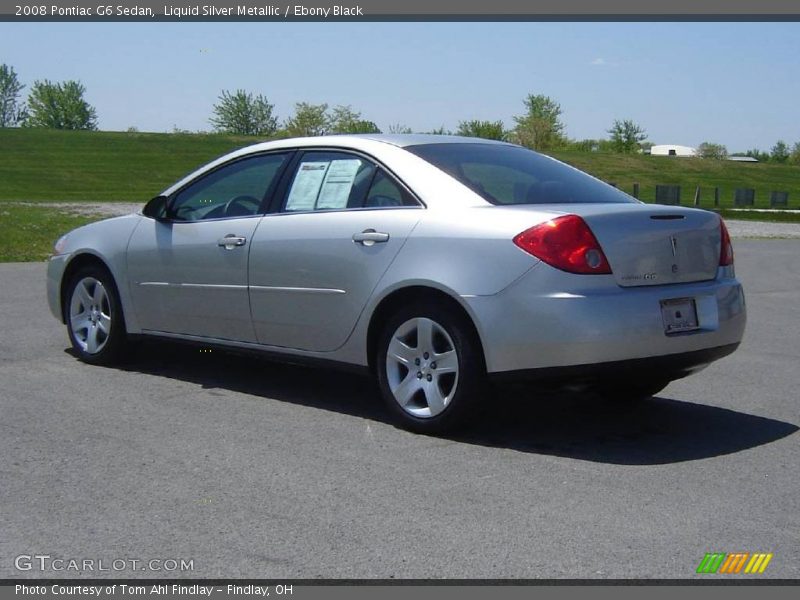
170, 153, 290, 221
283, 152, 376, 212
364, 169, 418, 208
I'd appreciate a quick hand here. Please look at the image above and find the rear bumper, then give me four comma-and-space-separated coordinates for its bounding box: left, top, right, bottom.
489, 343, 739, 385
465, 264, 746, 375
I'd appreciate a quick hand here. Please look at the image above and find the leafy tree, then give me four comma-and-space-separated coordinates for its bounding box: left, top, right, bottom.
24, 80, 97, 130
327, 105, 380, 134
284, 102, 329, 137
697, 141, 729, 160
209, 89, 277, 136
328, 104, 358, 133
428, 125, 451, 135
387, 123, 412, 134
789, 141, 800, 165
734, 148, 769, 162
566, 138, 615, 152
512, 93, 565, 150
0, 64, 25, 127
456, 119, 506, 141
607, 119, 647, 153
347, 120, 381, 134
771, 140, 790, 163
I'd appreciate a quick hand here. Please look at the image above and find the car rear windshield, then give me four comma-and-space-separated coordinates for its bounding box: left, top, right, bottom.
406, 143, 637, 205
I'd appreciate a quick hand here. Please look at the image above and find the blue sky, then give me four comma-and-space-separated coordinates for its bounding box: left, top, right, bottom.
1, 21, 798, 151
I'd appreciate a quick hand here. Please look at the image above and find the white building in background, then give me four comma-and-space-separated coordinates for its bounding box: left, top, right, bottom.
648, 144, 698, 157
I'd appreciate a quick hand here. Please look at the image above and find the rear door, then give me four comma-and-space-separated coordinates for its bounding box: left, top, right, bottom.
127, 152, 292, 341
248, 150, 422, 351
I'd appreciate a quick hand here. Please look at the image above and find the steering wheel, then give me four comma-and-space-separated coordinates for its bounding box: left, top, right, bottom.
223, 195, 261, 217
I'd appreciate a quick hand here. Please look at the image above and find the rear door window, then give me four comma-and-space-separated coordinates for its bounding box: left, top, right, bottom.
283, 152, 376, 212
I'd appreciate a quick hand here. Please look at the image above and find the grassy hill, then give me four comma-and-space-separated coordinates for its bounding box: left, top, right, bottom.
0, 128, 253, 202
550, 150, 800, 209
1, 128, 800, 209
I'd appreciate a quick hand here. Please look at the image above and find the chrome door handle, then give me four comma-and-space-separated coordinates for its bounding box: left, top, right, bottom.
352, 229, 389, 246
218, 234, 247, 249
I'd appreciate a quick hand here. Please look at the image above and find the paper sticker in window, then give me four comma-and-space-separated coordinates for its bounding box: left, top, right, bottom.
316, 159, 362, 209
285, 161, 330, 211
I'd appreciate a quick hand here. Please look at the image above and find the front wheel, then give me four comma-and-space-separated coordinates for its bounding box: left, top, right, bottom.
376, 302, 485, 433
65, 266, 127, 365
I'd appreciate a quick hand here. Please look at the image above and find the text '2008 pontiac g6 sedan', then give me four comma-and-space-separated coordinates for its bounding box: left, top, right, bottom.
47, 135, 746, 432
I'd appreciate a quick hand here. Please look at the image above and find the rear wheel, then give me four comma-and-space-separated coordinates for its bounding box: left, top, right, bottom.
65, 266, 127, 365
376, 302, 485, 433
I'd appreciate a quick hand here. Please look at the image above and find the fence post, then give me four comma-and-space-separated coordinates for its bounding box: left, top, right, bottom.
694, 186, 701, 207
633, 183, 639, 199
714, 187, 720, 208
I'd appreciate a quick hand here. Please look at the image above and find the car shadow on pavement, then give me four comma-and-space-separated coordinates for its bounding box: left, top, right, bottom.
82, 340, 798, 466
451, 387, 798, 465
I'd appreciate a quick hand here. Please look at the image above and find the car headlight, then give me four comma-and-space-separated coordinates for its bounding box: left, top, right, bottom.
53, 233, 70, 255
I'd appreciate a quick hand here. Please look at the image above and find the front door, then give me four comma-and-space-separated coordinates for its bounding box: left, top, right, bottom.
127, 152, 292, 341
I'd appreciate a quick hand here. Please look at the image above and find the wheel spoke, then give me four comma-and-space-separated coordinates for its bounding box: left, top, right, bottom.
391, 372, 420, 408
92, 281, 106, 305
416, 318, 434, 353
85, 324, 100, 353
72, 317, 92, 334
433, 349, 458, 374
97, 313, 111, 335
423, 381, 446, 415
387, 337, 416, 365
78, 281, 93, 308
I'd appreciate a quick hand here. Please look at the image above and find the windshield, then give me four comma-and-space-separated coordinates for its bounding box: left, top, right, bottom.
406, 143, 637, 205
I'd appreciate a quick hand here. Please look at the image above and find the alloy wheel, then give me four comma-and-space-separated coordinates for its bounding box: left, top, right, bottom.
69, 276, 112, 355
385, 317, 459, 418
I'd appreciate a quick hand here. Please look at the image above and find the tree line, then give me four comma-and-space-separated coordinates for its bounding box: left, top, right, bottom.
3, 62, 799, 164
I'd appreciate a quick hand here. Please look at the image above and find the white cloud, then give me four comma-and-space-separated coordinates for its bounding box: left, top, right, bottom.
589, 57, 607, 66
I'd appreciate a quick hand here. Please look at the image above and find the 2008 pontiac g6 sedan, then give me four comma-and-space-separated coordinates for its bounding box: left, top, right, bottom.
47, 134, 746, 432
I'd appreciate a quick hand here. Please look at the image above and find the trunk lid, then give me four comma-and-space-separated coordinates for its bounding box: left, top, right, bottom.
489, 203, 722, 287
572, 204, 721, 287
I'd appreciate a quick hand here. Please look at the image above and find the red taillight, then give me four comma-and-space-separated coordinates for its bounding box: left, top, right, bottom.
513, 215, 612, 274
719, 218, 734, 266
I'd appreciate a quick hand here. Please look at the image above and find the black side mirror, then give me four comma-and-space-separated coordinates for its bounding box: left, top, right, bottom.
142, 195, 169, 221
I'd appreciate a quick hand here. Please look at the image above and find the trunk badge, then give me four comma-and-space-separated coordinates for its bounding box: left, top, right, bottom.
669, 235, 678, 257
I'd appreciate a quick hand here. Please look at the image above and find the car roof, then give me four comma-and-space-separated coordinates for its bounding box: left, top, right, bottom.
327, 133, 513, 148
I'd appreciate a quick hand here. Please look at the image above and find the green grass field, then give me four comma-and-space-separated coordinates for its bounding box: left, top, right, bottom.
550, 150, 800, 210
0, 128, 253, 202
0, 204, 96, 262
2, 128, 800, 208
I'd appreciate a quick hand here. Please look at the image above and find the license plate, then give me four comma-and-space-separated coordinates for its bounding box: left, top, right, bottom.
660, 298, 699, 333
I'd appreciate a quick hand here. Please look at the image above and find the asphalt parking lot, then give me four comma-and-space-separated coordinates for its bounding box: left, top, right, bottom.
1, 240, 798, 579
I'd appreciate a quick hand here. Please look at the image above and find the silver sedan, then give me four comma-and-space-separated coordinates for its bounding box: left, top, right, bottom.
46, 135, 746, 432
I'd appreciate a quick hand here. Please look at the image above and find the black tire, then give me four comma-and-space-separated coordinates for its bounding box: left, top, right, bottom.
376, 301, 485, 434
64, 265, 128, 365
594, 379, 670, 403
